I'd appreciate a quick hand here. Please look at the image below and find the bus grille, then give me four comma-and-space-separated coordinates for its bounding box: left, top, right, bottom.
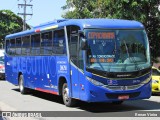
103, 84, 143, 91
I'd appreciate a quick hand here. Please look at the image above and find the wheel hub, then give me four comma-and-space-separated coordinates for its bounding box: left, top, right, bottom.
64, 87, 69, 102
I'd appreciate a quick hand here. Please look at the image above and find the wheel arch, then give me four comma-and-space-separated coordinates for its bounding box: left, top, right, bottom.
18, 72, 23, 84
58, 76, 68, 96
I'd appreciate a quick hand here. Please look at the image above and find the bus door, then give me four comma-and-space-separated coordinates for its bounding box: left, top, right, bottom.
69, 34, 80, 98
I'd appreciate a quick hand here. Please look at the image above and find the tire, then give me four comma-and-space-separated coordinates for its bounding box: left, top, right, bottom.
19, 74, 27, 94
112, 101, 124, 105
62, 83, 76, 107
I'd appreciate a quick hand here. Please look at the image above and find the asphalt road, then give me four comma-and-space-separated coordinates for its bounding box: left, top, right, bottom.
0, 80, 160, 120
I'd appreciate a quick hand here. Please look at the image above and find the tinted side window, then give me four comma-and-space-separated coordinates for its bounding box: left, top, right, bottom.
16, 38, 21, 55
6, 40, 10, 55
53, 29, 66, 54
31, 34, 40, 55
41, 31, 52, 55
22, 36, 30, 55
69, 35, 78, 65
10, 39, 16, 55
67, 25, 83, 69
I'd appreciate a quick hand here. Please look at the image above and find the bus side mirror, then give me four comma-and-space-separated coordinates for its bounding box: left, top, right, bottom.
78, 30, 88, 50
80, 38, 88, 50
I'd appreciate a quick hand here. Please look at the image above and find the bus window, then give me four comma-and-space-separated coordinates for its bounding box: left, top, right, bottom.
41, 31, 52, 55
31, 34, 40, 55
67, 25, 80, 40
69, 35, 78, 65
67, 25, 82, 68
10, 39, 16, 55
16, 38, 22, 55
6, 40, 10, 55
53, 29, 66, 54
22, 36, 30, 55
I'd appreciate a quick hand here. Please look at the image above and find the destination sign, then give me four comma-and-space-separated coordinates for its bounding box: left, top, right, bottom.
89, 55, 115, 63
88, 32, 115, 39
90, 58, 114, 63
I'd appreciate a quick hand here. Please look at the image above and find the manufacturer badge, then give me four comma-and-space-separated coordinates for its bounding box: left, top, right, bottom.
107, 80, 118, 85
120, 86, 128, 90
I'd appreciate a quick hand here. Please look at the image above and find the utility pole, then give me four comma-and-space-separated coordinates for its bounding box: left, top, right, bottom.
18, 0, 33, 31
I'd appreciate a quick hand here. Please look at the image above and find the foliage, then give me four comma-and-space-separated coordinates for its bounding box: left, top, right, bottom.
0, 10, 30, 44
62, 0, 160, 59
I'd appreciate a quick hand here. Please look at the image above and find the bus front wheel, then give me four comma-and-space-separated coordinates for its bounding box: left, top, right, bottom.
19, 74, 27, 94
62, 83, 76, 107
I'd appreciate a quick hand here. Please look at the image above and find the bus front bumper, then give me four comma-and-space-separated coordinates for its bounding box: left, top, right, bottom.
80, 80, 152, 102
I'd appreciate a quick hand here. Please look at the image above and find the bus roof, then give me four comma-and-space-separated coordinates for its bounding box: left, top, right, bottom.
5, 19, 144, 39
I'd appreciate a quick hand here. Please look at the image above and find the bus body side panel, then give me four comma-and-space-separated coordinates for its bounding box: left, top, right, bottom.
25, 56, 59, 94
28, 55, 70, 95
32, 56, 56, 90
5, 56, 20, 85
5, 56, 14, 84
69, 64, 80, 99
56, 56, 71, 95
79, 71, 87, 100
5, 55, 71, 95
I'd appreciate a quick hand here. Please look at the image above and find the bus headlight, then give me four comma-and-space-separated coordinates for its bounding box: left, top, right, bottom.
86, 77, 104, 86
141, 76, 151, 84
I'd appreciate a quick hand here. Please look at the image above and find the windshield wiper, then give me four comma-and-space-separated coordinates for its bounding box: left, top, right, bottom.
123, 40, 140, 71
123, 40, 130, 58
106, 38, 117, 72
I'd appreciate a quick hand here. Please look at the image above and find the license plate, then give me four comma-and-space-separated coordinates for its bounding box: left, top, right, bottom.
118, 95, 129, 100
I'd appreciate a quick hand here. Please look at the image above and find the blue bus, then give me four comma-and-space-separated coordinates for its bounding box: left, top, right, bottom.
5, 19, 152, 107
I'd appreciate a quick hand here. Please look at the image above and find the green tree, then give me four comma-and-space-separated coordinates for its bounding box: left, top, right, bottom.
62, 0, 104, 18
0, 10, 30, 47
62, 0, 160, 60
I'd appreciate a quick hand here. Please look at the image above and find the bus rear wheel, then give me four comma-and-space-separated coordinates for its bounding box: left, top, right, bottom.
19, 74, 27, 94
62, 83, 76, 107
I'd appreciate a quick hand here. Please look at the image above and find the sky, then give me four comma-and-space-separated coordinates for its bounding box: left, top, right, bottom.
0, 0, 67, 26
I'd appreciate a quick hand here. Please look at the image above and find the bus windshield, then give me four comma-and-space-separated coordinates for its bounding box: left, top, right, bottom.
85, 29, 150, 72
